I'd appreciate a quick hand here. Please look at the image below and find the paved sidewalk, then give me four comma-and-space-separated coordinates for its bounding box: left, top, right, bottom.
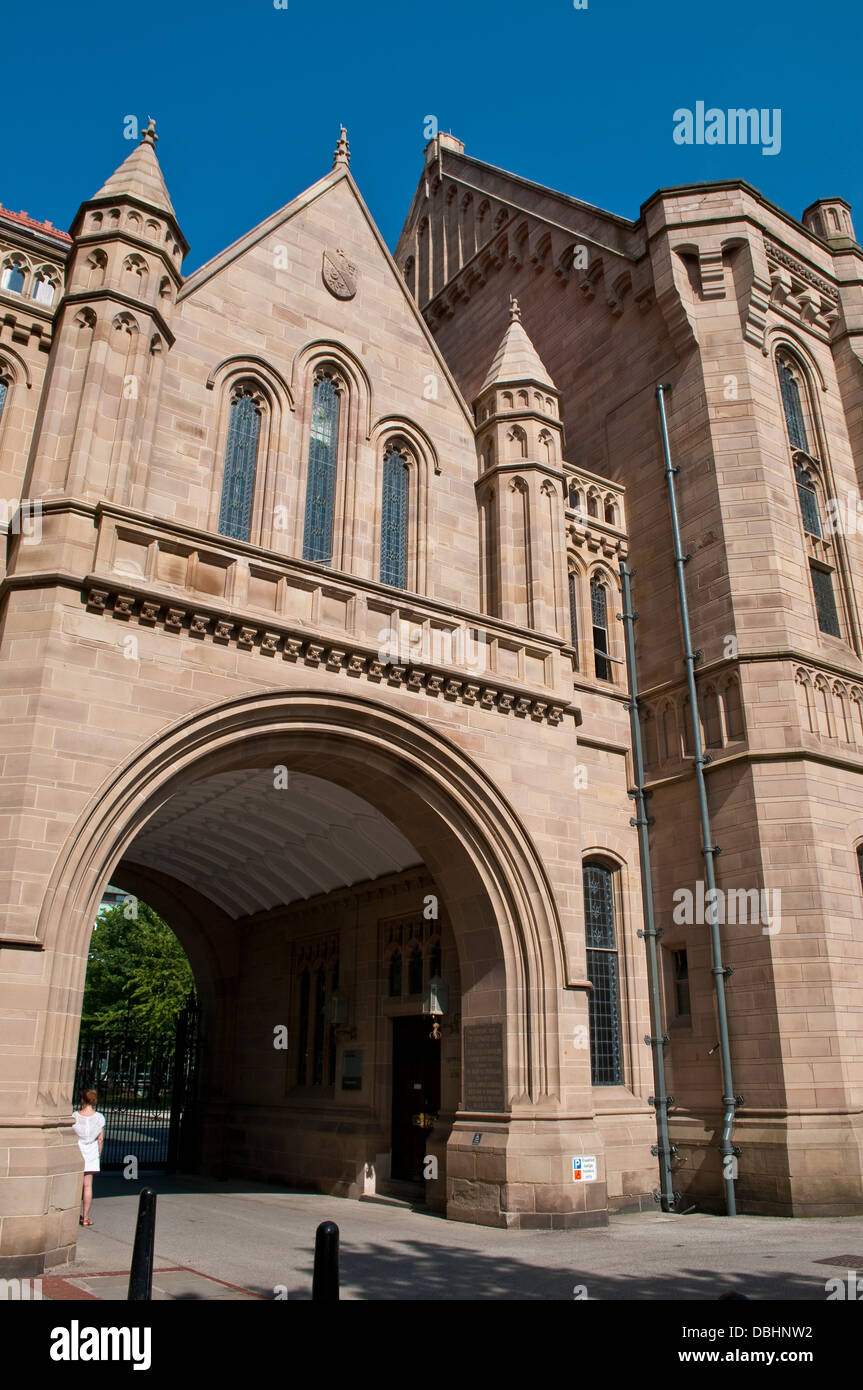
45, 1174, 863, 1300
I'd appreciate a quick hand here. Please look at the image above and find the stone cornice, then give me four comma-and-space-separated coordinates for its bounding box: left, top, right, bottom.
79, 575, 577, 727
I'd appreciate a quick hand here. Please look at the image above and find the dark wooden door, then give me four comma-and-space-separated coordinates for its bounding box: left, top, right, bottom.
391, 1016, 441, 1181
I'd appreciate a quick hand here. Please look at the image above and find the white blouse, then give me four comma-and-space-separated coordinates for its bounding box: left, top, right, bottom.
72, 1111, 106, 1171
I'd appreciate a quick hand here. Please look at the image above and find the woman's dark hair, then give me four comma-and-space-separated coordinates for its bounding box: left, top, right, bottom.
80, 1089, 98, 1106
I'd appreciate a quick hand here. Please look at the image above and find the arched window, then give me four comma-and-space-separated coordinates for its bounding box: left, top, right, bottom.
428, 938, 441, 980
723, 676, 745, 740
217, 388, 262, 541
795, 463, 821, 537
812, 565, 841, 638
380, 445, 408, 588
1, 260, 26, 294
407, 944, 423, 996
568, 570, 578, 648
583, 862, 623, 1085
777, 353, 843, 640
303, 372, 341, 564
32, 270, 57, 306
297, 969, 310, 1086
703, 686, 722, 748
388, 949, 402, 998
591, 576, 610, 680
0, 375, 8, 428
86, 249, 107, 289
604, 498, 616, 526
857, 845, 863, 895
312, 965, 327, 1086
778, 358, 809, 452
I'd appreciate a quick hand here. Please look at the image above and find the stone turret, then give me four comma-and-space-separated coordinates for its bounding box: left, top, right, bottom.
28, 120, 187, 504
474, 299, 568, 637
802, 197, 858, 251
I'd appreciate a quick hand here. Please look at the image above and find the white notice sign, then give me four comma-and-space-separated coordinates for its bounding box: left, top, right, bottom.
572, 1155, 597, 1182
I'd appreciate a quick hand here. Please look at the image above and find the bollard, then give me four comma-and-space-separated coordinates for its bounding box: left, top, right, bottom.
128, 1188, 157, 1301
312, 1220, 339, 1301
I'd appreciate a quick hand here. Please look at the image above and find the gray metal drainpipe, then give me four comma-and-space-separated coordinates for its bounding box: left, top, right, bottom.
618, 558, 677, 1212
656, 383, 740, 1217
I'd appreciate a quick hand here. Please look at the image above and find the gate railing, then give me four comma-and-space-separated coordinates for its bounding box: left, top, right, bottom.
73, 996, 198, 1172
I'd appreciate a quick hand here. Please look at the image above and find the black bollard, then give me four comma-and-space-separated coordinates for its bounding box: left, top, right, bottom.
312, 1220, 339, 1301
127, 1188, 157, 1301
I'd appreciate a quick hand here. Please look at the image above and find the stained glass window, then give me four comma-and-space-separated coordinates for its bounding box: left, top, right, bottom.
811, 565, 841, 638
583, 863, 623, 1085
303, 374, 340, 563
380, 447, 408, 587
778, 359, 808, 452
795, 465, 822, 537
0, 378, 7, 427
591, 576, 610, 680
568, 571, 578, 647
217, 390, 261, 541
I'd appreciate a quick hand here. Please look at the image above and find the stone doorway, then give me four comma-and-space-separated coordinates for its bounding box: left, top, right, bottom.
390, 1015, 441, 1183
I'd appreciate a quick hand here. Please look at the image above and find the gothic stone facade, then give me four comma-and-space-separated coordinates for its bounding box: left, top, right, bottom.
1, 124, 862, 1274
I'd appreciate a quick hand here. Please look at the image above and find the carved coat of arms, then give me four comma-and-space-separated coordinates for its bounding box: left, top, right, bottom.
322, 247, 357, 300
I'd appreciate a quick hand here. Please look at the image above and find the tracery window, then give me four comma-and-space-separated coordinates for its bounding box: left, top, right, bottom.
381, 445, 408, 588
811, 565, 841, 638
591, 575, 610, 680
303, 372, 341, 563
568, 569, 578, 648
777, 352, 844, 641
217, 387, 262, 542
32, 272, 57, 306
795, 463, 822, 538
295, 941, 340, 1090
583, 862, 623, 1085
778, 358, 808, 453
1, 260, 26, 294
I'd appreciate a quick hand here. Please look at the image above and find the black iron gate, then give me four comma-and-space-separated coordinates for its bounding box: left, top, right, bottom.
73, 996, 199, 1172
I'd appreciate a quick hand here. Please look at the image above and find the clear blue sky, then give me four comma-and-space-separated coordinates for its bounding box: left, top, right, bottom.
3, 0, 860, 271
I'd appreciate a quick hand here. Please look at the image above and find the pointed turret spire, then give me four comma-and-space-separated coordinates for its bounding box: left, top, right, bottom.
333, 125, 351, 169
478, 298, 557, 394
90, 117, 176, 216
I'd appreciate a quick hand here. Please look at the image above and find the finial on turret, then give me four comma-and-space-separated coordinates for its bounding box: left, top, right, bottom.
333, 125, 350, 168
141, 118, 158, 147
509, 295, 521, 322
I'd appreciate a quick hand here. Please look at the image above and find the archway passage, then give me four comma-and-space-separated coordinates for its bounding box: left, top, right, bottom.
24, 690, 600, 1267
108, 765, 460, 1206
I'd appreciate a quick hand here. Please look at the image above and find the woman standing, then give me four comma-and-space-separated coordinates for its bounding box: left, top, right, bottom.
72, 1089, 106, 1226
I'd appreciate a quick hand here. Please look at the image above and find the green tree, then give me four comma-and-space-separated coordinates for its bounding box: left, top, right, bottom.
83, 900, 195, 1044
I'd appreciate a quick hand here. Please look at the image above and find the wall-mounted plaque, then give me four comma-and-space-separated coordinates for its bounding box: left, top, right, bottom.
341, 1049, 363, 1091
463, 1022, 505, 1111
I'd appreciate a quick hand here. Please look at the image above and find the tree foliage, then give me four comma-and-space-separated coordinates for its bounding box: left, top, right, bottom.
83, 900, 195, 1043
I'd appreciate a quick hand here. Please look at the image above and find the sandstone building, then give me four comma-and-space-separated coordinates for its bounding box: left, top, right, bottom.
1, 122, 862, 1274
